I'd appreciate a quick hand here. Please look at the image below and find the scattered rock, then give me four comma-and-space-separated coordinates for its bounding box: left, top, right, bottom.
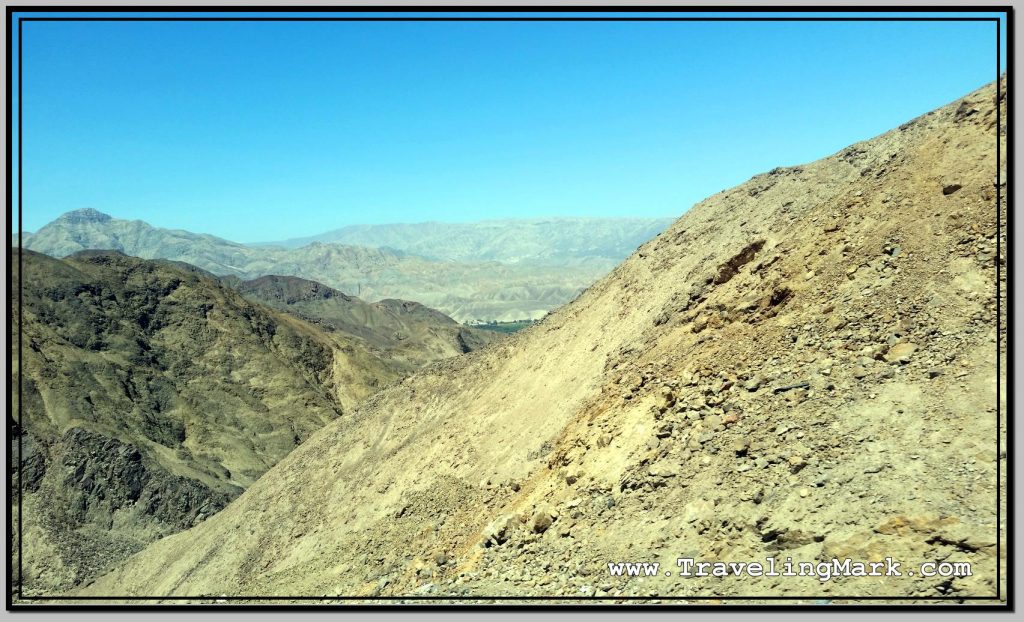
884, 342, 918, 364
529, 506, 556, 534
681, 499, 715, 524
772, 381, 810, 394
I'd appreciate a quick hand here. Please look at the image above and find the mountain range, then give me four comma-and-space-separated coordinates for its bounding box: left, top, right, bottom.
21, 214, 672, 323
258, 218, 674, 264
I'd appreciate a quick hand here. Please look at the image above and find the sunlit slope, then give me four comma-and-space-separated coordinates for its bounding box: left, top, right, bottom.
83, 78, 1005, 601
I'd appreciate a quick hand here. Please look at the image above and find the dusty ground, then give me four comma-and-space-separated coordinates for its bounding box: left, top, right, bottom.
76, 77, 1007, 604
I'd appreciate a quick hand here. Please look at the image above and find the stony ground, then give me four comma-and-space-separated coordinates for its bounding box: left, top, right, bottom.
77, 77, 1007, 604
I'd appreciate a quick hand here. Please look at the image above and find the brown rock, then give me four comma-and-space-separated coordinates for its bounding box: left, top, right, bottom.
884, 342, 918, 364
529, 506, 556, 534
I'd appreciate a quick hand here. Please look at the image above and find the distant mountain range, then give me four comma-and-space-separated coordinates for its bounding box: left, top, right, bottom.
20, 210, 672, 322
257, 217, 675, 264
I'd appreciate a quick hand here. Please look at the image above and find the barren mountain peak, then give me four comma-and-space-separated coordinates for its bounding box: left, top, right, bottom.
55, 208, 113, 224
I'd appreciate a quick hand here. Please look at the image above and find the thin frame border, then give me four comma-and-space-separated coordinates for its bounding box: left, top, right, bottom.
4, 5, 1013, 611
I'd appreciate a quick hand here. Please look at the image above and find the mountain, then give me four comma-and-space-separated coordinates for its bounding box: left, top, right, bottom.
260, 218, 675, 264
17, 208, 260, 270
10, 250, 488, 594
75, 78, 1006, 603
21, 213, 637, 323
224, 275, 501, 374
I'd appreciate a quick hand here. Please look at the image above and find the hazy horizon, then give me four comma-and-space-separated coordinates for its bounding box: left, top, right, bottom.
23, 207, 680, 245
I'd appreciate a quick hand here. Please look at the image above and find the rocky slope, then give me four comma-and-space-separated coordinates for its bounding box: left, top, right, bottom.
22, 213, 659, 323
10, 251, 419, 595
79, 78, 1006, 603
224, 275, 500, 374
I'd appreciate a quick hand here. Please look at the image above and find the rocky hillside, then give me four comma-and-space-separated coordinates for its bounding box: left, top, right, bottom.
10, 251, 416, 594
264, 218, 674, 264
80, 78, 1006, 603
22, 212, 653, 323
225, 275, 500, 374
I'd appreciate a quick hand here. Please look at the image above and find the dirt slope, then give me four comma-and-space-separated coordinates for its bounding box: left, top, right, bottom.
80, 78, 1006, 602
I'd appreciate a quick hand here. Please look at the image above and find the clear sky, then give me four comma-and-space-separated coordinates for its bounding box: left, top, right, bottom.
12, 11, 1007, 242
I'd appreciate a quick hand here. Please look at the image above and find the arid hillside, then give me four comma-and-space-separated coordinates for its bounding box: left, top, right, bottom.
80, 78, 1006, 603
224, 274, 500, 374
10, 251, 491, 596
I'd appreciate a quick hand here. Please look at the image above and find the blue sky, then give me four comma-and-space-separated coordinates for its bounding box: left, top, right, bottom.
12, 11, 1007, 242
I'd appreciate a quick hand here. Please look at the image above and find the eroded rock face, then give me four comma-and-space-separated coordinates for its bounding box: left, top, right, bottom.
54, 428, 233, 532
17, 427, 237, 589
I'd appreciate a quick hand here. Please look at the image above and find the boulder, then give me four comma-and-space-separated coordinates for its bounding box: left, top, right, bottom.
529, 505, 557, 534
482, 513, 522, 546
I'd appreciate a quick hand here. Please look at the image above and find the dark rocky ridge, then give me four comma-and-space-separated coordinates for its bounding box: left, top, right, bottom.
11, 250, 416, 593
226, 274, 500, 372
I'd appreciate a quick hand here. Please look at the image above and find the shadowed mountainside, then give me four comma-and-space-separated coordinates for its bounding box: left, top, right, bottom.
10, 250, 489, 594
224, 274, 501, 374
